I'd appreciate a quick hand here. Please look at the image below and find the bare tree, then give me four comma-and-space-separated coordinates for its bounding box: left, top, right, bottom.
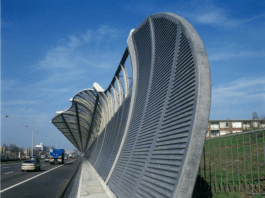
252, 112, 259, 120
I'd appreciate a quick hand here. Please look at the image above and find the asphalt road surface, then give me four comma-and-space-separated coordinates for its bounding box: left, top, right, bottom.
1, 158, 82, 198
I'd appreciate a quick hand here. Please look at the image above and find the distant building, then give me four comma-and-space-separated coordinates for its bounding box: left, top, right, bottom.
2, 146, 6, 154
207, 119, 265, 138
24, 147, 31, 156
42, 145, 47, 152
65, 150, 75, 155
36, 143, 45, 151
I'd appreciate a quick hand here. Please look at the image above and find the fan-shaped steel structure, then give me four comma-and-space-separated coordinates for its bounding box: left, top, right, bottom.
51, 12, 211, 198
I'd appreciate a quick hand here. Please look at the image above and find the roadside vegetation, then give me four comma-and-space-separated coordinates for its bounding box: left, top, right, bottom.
195, 130, 265, 197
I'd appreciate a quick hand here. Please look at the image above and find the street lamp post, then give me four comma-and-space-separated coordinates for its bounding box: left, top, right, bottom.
32, 121, 34, 158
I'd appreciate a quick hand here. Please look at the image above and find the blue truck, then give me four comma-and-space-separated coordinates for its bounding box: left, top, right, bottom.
49, 149, 64, 165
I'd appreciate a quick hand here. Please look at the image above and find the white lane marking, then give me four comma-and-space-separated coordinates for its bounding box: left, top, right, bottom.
2, 167, 10, 169
0, 165, 63, 193
66, 159, 77, 164
4, 171, 13, 175
0, 159, 79, 193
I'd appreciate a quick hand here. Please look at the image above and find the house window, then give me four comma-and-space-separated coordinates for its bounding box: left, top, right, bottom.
243, 121, 250, 129
260, 121, 265, 128
220, 122, 229, 128
232, 122, 242, 128
211, 130, 219, 137
210, 122, 219, 130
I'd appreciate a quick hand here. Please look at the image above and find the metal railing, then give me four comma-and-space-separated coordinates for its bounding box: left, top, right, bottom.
194, 129, 265, 196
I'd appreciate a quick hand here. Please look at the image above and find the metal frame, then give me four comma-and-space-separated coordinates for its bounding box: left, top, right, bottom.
52, 12, 211, 198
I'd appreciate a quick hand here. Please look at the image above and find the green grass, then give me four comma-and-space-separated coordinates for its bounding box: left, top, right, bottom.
212, 192, 264, 198
199, 130, 265, 195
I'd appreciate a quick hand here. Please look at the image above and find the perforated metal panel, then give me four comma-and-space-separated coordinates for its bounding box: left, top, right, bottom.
51, 89, 101, 152
107, 13, 211, 198
90, 129, 105, 166
92, 94, 132, 180
52, 12, 210, 198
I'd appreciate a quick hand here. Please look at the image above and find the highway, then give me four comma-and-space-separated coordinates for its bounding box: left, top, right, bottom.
1, 158, 82, 198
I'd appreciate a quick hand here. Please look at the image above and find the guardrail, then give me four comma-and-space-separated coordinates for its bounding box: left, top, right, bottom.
195, 129, 265, 196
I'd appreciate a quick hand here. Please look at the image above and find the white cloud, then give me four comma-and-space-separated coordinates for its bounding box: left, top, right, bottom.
189, 7, 242, 28
29, 24, 126, 98
213, 76, 265, 104
179, 5, 265, 30
2, 25, 127, 122
123, 1, 264, 30
196, 12, 221, 24
211, 76, 265, 119
209, 50, 265, 61
2, 100, 37, 106
39, 25, 124, 70
1, 79, 19, 92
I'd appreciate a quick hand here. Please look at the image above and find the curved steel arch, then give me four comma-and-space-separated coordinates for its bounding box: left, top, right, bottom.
51, 88, 103, 152
52, 12, 211, 198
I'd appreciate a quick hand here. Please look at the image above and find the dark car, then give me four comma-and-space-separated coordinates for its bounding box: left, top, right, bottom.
21, 159, 41, 171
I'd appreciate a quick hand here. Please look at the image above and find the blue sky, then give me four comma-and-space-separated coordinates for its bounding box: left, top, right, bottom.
1, 0, 265, 149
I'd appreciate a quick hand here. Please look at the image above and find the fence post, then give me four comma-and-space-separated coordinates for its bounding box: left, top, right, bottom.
214, 140, 217, 193
209, 143, 212, 193
219, 139, 223, 192
256, 132, 260, 193
262, 130, 265, 166
243, 135, 247, 191
236, 135, 240, 192
204, 145, 206, 193
225, 138, 228, 192
231, 137, 234, 193
205, 129, 265, 195
249, 133, 253, 193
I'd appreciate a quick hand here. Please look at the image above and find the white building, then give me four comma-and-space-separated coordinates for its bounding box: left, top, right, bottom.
207, 119, 265, 138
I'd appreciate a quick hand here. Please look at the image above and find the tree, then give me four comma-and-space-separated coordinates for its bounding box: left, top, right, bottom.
252, 112, 259, 120
9, 144, 20, 153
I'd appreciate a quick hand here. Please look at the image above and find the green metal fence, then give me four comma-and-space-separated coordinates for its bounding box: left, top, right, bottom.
193, 129, 265, 197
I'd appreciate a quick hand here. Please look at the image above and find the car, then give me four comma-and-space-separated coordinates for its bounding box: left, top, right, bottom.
44, 157, 50, 162
21, 159, 41, 171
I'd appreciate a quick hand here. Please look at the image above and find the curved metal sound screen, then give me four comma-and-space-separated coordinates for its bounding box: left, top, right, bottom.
52, 12, 211, 198
108, 13, 211, 198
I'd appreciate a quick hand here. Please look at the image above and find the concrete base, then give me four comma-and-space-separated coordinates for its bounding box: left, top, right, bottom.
77, 159, 116, 198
